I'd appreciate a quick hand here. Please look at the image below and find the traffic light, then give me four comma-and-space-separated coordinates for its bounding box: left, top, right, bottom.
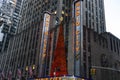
91, 68, 96, 75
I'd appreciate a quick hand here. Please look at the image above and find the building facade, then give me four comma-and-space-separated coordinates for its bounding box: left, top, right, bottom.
85, 28, 120, 80
0, 0, 23, 53
83, 0, 106, 33
10, 0, 23, 33
2, 0, 73, 78
0, 0, 119, 80
0, 0, 15, 53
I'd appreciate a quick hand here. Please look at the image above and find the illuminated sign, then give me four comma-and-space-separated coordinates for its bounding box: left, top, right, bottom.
72, 0, 83, 76
40, 13, 50, 55
39, 13, 51, 75
30, 77, 87, 80
75, 1, 81, 55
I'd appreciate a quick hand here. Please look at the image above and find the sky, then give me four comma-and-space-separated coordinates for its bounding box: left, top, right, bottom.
104, 0, 120, 39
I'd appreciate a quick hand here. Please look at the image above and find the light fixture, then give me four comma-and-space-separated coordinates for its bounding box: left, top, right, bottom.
65, 13, 68, 16
60, 17, 63, 21
54, 11, 57, 14
62, 11, 64, 14
33, 65, 35, 70
25, 66, 28, 71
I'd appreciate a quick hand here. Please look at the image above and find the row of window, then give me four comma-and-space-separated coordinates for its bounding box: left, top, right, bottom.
110, 36, 120, 54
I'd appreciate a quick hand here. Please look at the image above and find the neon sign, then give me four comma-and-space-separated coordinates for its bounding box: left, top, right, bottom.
39, 13, 51, 76
41, 13, 50, 55
72, 0, 83, 76
75, 1, 81, 55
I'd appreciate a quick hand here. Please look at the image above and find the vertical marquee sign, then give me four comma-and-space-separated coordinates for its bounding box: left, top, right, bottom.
73, 0, 83, 76
39, 13, 51, 76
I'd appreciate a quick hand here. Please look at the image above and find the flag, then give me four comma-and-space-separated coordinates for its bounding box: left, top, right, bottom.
1, 71, 5, 79
17, 68, 21, 78
8, 71, 12, 80
29, 66, 33, 77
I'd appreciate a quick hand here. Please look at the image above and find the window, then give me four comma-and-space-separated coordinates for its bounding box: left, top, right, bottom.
101, 54, 108, 67
110, 38, 113, 51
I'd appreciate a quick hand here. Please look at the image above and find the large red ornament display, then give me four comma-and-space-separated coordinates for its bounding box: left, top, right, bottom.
50, 24, 68, 76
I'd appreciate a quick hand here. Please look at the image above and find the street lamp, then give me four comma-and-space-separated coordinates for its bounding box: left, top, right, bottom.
32, 65, 35, 70
25, 66, 28, 71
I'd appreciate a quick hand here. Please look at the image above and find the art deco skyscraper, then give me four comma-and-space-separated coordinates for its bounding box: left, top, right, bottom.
0, 0, 107, 79
2, 0, 72, 78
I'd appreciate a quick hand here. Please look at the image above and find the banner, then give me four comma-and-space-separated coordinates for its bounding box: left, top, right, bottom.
1, 71, 5, 79
17, 68, 21, 78
8, 71, 12, 80
29, 66, 33, 77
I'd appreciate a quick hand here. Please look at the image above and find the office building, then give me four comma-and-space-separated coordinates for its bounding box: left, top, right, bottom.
0, 0, 120, 80
10, 0, 23, 33
83, 0, 106, 33
0, 0, 15, 53
0, 0, 23, 53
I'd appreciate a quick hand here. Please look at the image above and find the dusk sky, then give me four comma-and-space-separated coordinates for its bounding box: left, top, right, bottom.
104, 0, 120, 38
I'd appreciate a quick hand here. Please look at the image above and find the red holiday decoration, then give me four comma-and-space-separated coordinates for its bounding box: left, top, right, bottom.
50, 24, 68, 76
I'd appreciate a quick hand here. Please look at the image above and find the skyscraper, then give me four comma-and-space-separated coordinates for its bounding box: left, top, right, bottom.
83, 0, 106, 33
0, 0, 23, 53
1, 0, 118, 80
0, 0, 16, 53
10, 0, 23, 34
